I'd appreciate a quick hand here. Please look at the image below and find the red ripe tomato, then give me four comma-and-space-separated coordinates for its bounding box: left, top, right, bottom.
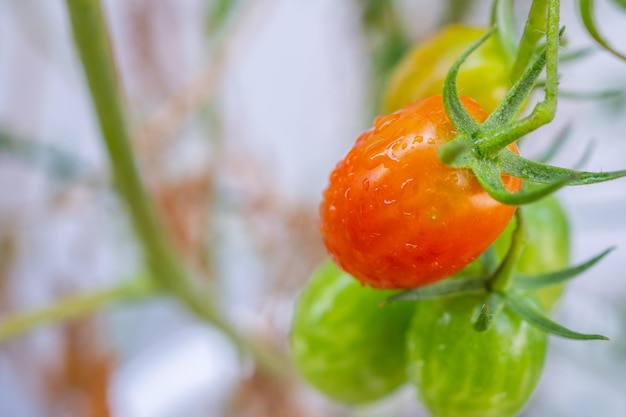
319, 96, 522, 289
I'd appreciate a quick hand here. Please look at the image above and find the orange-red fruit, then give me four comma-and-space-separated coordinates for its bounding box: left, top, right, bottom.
319, 96, 521, 289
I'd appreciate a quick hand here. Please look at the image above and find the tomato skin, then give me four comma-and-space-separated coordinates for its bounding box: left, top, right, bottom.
383, 25, 511, 114
319, 95, 522, 289
290, 260, 414, 404
494, 195, 570, 310
407, 294, 547, 417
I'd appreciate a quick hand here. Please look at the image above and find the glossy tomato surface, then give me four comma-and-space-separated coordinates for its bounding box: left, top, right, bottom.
320, 95, 522, 289
290, 260, 414, 404
407, 294, 547, 417
383, 25, 511, 114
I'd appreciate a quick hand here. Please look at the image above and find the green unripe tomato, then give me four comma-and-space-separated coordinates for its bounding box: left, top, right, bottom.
494, 195, 570, 310
290, 260, 414, 404
407, 294, 547, 417
383, 25, 511, 114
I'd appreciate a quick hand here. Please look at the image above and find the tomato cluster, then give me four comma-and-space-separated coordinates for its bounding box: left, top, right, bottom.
292, 12, 618, 416
292, 197, 568, 410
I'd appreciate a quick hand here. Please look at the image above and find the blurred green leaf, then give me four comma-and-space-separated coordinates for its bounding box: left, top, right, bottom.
612, 0, 626, 11
0, 128, 86, 182
440, 0, 474, 25
357, 0, 410, 114
205, 0, 242, 39
579, 0, 626, 61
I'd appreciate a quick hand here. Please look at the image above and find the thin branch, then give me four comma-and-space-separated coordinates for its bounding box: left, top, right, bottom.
65, 0, 289, 377
0, 279, 151, 342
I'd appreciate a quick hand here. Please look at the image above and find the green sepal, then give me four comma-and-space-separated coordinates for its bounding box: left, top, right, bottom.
579, 0, 626, 61
514, 247, 614, 290
504, 291, 609, 340
442, 28, 496, 136
387, 277, 487, 303
473, 292, 503, 332
472, 159, 572, 205
438, 137, 473, 166
498, 148, 626, 185
481, 46, 547, 134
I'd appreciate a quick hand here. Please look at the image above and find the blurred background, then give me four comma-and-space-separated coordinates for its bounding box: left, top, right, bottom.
1, 0, 626, 416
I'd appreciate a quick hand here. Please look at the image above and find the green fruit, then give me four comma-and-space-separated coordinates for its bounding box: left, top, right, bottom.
290, 260, 414, 404
383, 25, 511, 114
407, 294, 547, 417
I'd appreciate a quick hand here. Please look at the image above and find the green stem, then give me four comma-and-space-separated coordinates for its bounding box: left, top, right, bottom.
489, 209, 527, 293
65, 0, 288, 377
0, 278, 152, 342
65, 0, 175, 295
544, 0, 561, 107
510, 0, 548, 83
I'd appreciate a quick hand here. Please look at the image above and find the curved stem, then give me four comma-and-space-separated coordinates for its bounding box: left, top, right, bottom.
65, 0, 289, 377
0, 278, 152, 342
579, 0, 626, 61
544, 0, 561, 107
489, 209, 527, 293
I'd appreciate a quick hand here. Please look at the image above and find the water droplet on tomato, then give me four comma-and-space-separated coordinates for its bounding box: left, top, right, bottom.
362, 178, 370, 191
400, 178, 414, 190
385, 143, 401, 162
373, 115, 397, 132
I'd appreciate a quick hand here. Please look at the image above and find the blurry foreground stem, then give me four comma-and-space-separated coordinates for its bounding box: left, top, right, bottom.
0, 278, 153, 342
64, 0, 288, 377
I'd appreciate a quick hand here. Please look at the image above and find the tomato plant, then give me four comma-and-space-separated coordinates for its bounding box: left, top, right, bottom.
310, 0, 626, 414
290, 260, 414, 404
383, 25, 511, 114
319, 95, 521, 289
406, 293, 547, 417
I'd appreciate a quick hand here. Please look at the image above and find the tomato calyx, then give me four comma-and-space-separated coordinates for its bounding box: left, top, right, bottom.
388, 208, 613, 341
436, 3, 626, 206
